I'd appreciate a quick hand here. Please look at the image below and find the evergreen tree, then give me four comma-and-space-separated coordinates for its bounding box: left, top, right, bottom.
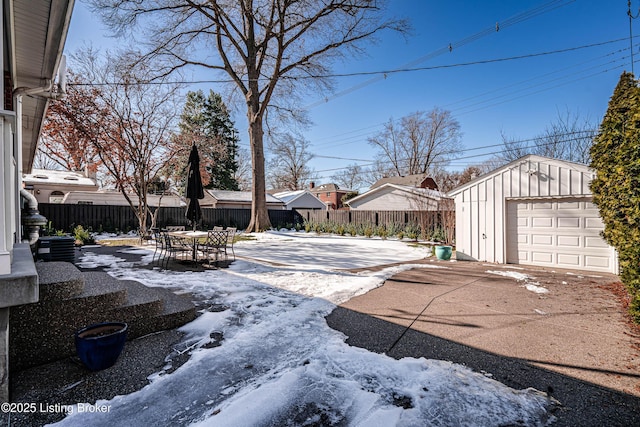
590, 71, 640, 321
170, 90, 240, 191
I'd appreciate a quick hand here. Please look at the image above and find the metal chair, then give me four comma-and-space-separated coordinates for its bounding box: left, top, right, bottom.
151, 228, 165, 266
162, 232, 191, 268
200, 229, 228, 266
225, 227, 237, 261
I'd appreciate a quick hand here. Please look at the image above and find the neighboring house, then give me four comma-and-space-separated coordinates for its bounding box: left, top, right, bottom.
23, 168, 99, 203
371, 174, 438, 190
346, 183, 448, 211
61, 190, 183, 207
273, 190, 326, 210
309, 182, 352, 210
0, 0, 74, 401
202, 190, 286, 209
448, 154, 618, 274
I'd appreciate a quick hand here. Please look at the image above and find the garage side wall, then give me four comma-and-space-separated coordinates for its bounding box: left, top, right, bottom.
454, 157, 594, 263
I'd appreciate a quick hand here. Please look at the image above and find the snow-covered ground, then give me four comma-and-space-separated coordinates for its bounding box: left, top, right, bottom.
55, 231, 555, 426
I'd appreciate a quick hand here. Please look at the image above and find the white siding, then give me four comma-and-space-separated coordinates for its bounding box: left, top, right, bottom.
284, 194, 326, 210
451, 155, 617, 272
349, 188, 439, 210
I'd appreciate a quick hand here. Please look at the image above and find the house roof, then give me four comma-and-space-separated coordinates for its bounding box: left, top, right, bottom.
371, 174, 438, 190
447, 154, 593, 197
273, 190, 308, 203
61, 190, 184, 207
273, 190, 326, 207
23, 168, 97, 187
207, 190, 284, 204
310, 183, 352, 193
13, 0, 75, 172
346, 183, 447, 206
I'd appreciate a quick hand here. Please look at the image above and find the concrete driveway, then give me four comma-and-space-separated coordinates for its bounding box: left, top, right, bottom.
327, 258, 640, 426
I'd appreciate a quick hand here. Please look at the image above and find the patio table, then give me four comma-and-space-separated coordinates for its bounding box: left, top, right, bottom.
167, 230, 209, 262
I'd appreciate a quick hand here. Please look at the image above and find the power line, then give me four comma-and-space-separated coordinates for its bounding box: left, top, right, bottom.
296, 38, 627, 80
310, 129, 598, 175
308, 45, 629, 151
304, 0, 576, 108
69, 38, 625, 88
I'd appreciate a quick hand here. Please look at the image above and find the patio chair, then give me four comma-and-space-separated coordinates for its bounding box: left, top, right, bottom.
225, 227, 237, 261
166, 225, 186, 232
199, 229, 228, 266
162, 232, 191, 268
151, 228, 165, 266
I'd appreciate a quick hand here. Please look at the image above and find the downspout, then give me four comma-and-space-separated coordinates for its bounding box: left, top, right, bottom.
20, 189, 47, 245
12, 56, 68, 247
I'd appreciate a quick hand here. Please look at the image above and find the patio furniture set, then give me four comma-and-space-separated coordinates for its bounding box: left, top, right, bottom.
151, 226, 237, 269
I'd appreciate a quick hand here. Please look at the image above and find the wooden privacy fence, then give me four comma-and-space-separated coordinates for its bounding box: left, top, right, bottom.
38, 203, 300, 233
37, 203, 452, 237
295, 209, 442, 227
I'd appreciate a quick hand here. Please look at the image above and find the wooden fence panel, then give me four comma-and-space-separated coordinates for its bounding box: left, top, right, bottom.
39, 203, 297, 233
38, 204, 451, 237
350, 210, 375, 225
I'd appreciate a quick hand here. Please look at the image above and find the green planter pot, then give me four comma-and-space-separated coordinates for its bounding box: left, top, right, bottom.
435, 245, 453, 261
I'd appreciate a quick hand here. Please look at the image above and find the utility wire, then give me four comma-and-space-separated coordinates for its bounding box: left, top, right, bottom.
304, 0, 576, 108
311, 129, 598, 175
68, 36, 624, 89
308, 45, 630, 151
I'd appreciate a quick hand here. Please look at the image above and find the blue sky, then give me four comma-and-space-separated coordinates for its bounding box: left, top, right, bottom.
65, 0, 632, 184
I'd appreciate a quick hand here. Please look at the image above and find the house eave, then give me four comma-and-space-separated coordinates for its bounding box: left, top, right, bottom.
12, 0, 75, 173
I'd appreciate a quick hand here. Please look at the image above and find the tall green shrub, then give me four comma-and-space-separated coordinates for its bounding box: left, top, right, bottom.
590, 71, 640, 321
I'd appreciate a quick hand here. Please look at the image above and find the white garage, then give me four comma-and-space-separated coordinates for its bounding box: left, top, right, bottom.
448, 155, 618, 273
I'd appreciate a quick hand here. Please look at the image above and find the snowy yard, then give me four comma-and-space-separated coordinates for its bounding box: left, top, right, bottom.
55, 231, 556, 426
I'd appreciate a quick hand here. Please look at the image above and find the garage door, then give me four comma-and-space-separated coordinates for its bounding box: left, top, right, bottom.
506, 198, 615, 272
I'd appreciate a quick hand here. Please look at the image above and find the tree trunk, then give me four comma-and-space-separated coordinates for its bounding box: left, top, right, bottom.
246, 104, 272, 232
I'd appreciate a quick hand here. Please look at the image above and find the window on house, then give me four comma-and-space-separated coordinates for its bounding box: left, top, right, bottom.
49, 191, 65, 204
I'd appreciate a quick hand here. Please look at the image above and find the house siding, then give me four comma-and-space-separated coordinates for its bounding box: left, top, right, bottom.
349, 187, 441, 211
451, 155, 608, 268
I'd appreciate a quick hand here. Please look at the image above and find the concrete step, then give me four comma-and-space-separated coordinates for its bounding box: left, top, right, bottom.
10, 272, 129, 370
35, 261, 84, 300
84, 273, 197, 339
10, 262, 196, 372
129, 288, 197, 337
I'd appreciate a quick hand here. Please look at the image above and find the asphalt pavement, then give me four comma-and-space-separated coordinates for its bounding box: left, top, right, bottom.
327, 259, 640, 427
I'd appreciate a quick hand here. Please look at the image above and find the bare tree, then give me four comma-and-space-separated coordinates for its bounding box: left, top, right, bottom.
88, 0, 407, 231
37, 71, 103, 172
368, 109, 463, 177
498, 109, 597, 165
267, 134, 314, 190
234, 147, 253, 191
362, 159, 396, 189
70, 47, 182, 236
331, 163, 364, 191
438, 198, 455, 245
431, 165, 484, 193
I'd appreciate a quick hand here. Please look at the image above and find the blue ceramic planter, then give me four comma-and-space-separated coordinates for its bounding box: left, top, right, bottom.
435, 245, 453, 261
75, 322, 128, 371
